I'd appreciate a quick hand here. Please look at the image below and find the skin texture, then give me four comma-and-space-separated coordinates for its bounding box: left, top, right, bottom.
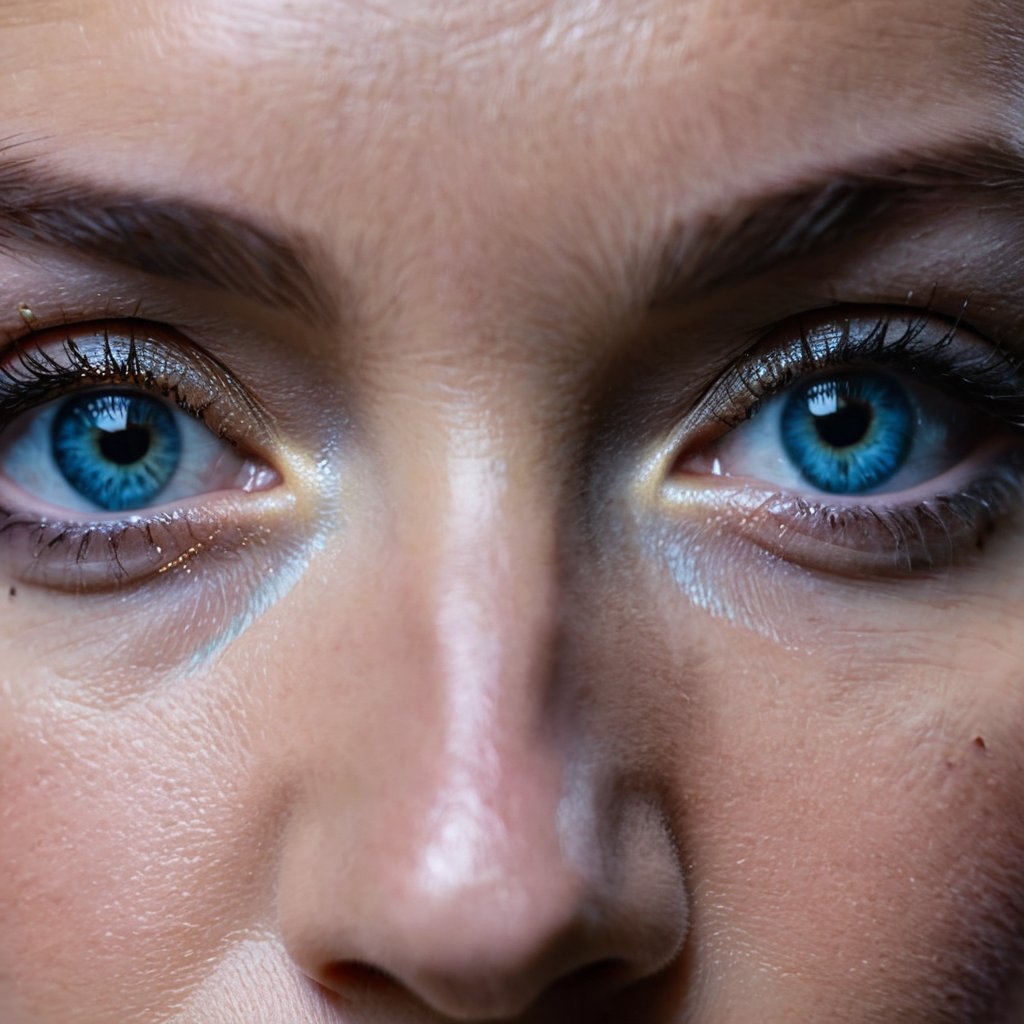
0, 0, 1022, 1021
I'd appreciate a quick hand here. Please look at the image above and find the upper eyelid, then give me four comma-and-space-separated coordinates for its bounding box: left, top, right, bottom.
639, 307, 1024, 481
705, 311, 1023, 422
0, 319, 279, 453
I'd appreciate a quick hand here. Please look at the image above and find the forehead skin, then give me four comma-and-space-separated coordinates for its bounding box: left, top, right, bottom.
0, 0, 1003, 322
0, 0, 1001, 410
0, 2, 1023, 1024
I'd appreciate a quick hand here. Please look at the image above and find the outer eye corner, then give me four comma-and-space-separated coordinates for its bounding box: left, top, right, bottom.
0, 322, 284, 592
657, 310, 1024, 577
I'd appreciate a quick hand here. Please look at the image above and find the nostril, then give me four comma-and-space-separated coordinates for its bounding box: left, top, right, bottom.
560, 957, 629, 987
320, 955, 635, 1020
546, 956, 635, 1007
321, 960, 398, 997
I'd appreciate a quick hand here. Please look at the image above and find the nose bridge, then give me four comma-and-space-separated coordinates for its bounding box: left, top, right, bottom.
416, 432, 566, 887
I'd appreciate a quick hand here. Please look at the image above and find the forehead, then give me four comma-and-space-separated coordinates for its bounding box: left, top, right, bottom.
0, 0, 1003, 163
0, 0, 1014, 326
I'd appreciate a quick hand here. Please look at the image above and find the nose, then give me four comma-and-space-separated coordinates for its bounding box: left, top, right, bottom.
275, 445, 688, 1020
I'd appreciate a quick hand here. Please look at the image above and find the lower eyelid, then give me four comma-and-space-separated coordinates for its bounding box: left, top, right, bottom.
657, 447, 1024, 578
0, 488, 294, 593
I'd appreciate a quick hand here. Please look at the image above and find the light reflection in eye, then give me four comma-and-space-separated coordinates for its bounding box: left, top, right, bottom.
700, 368, 978, 498
0, 387, 269, 516
658, 311, 1024, 575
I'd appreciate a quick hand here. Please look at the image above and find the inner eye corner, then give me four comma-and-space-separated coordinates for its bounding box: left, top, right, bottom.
0, 380, 276, 519
644, 304, 1024, 578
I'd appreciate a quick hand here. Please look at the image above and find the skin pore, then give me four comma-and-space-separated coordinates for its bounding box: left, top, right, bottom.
0, 0, 1023, 1021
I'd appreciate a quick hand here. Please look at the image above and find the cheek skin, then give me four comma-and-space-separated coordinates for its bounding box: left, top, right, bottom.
0, 668, 292, 1023
685, 701, 1024, 1022
569, 515, 1024, 1024
706, 646, 1024, 1019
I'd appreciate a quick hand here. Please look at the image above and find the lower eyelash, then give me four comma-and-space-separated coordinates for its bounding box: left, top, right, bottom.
661, 450, 1024, 578
0, 501, 274, 592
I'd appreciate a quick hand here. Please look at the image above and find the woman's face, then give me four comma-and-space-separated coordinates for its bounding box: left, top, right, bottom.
0, 1, 1022, 1021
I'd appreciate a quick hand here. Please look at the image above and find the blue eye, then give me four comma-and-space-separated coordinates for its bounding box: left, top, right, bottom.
0, 387, 256, 515
52, 392, 183, 511
779, 373, 914, 494
697, 368, 979, 498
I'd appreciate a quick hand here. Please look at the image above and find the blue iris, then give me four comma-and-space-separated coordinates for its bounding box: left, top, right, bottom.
51, 391, 182, 511
780, 373, 914, 494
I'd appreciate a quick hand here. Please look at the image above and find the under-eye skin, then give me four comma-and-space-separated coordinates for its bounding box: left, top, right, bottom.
0, 319, 282, 592
661, 309, 1024, 577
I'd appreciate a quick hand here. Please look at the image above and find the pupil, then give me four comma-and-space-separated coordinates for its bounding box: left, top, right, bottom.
98, 425, 151, 465
813, 398, 872, 449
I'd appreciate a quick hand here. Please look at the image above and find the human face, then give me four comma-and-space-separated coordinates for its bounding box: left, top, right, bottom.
0, 0, 1022, 1021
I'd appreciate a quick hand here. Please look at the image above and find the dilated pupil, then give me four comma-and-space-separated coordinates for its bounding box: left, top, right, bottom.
813, 398, 873, 449
98, 424, 151, 466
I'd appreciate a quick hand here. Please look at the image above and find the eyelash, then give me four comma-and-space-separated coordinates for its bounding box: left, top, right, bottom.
664, 309, 1024, 577
0, 320, 280, 592
705, 313, 1024, 431
4, 307, 1022, 589
0, 320, 266, 433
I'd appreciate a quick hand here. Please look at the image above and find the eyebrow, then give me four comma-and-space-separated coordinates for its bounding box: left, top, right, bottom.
0, 139, 1019, 333
647, 138, 1024, 309
0, 149, 335, 324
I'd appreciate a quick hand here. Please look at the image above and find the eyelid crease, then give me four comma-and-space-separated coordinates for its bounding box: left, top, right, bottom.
683, 308, 1024, 448
0, 318, 279, 456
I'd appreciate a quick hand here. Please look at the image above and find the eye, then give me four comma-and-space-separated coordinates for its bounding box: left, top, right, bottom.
0, 321, 284, 591
698, 368, 978, 498
662, 311, 1024, 576
2, 388, 263, 514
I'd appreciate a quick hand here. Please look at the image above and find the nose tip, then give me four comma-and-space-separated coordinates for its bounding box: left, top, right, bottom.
351, 868, 625, 1020
280, 773, 688, 1021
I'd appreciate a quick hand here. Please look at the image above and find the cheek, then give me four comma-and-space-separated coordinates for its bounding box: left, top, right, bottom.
0, 673, 281, 1023
644, 608, 1024, 1019
691, 704, 1024, 1020
580, 525, 1024, 1021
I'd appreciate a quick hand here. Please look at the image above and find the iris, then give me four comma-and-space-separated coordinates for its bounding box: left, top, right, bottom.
51, 391, 182, 511
780, 372, 915, 494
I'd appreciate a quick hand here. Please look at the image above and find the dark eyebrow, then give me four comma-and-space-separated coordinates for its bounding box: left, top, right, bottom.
0, 150, 335, 324
648, 139, 1024, 308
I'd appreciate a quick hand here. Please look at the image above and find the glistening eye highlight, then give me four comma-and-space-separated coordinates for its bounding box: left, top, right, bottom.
659, 310, 1024, 577
0, 320, 282, 591
52, 391, 183, 511
778, 372, 915, 494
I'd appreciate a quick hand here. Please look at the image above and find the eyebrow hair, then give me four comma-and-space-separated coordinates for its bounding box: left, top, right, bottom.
0, 139, 1019, 334
0, 149, 335, 324
647, 138, 1024, 309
